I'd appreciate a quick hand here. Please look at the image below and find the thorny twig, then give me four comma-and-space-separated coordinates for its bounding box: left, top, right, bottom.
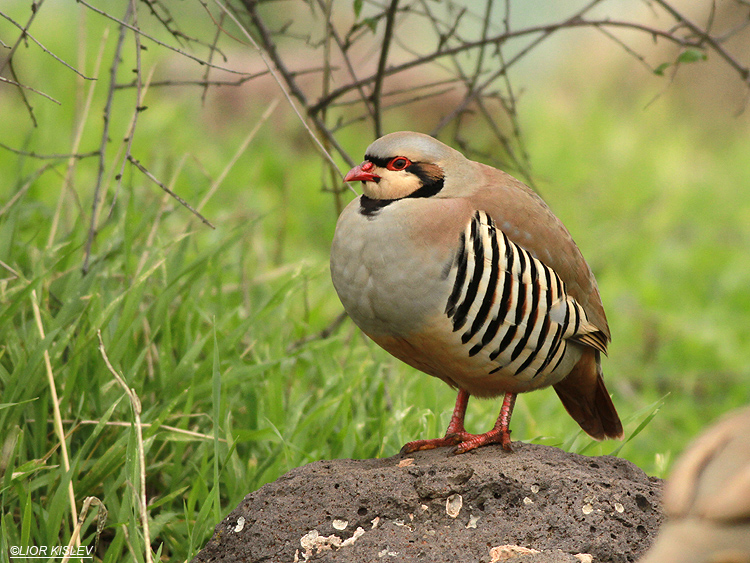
0, 143, 99, 160
313, 0, 376, 121
76, 0, 250, 76
306, 14, 725, 117
108, 0, 147, 220
0, 74, 60, 104
201, 8, 226, 104
82, 2, 133, 275
127, 155, 216, 229
372, 0, 400, 137
234, 0, 356, 172
0, 6, 94, 80
653, 0, 750, 83
113, 67, 325, 90
0, 0, 46, 124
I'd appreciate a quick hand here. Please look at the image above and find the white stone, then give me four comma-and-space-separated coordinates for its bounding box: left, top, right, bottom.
446, 493, 463, 518
332, 519, 348, 530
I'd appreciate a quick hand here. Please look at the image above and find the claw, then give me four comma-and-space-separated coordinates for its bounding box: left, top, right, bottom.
401, 391, 518, 455
451, 429, 513, 455
400, 434, 464, 454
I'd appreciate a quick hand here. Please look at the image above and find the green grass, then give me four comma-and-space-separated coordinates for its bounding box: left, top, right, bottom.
2, 4, 750, 562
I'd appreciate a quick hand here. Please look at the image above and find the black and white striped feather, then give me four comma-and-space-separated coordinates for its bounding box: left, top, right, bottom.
445, 210, 607, 381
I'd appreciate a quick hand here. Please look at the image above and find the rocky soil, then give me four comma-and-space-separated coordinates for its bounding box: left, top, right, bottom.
193, 442, 663, 563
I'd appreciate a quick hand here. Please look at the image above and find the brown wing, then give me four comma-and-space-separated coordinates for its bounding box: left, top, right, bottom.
467, 164, 621, 440
469, 163, 610, 343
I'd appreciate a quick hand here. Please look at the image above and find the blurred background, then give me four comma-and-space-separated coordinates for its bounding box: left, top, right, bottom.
1, 0, 750, 560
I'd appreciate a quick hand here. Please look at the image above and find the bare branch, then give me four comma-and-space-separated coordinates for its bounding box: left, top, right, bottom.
372, 0, 400, 137
109, 0, 148, 220
113, 67, 328, 89
3, 0, 748, 270
0, 7, 94, 79
314, 0, 375, 121
0, 0, 45, 75
652, 0, 750, 83
83, 3, 133, 275
224, 0, 357, 175
334, 85, 457, 131
139, 0, 190, 48
319, 0, 344, 215
0, 75, 60, 104
309, 15, 709, 116
127, 155, 216, 229
77, 0, 251, 76
201, 9, 226, 104
0, 142, 98, 160
287, 311, 348, 352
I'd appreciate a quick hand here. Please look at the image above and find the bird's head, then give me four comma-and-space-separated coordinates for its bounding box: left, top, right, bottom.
344, 131, 467, 201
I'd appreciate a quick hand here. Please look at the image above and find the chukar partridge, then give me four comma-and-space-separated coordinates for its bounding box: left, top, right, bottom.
639, 407, 750, 563
330, 131, 622, 454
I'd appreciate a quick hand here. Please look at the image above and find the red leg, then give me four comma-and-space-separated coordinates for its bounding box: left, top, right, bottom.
452, 392, 517, 454
400, 391, 518, 455
401, 389, 471, 453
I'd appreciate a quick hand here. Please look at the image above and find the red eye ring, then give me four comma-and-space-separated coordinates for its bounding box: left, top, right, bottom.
386, 157, 411, 171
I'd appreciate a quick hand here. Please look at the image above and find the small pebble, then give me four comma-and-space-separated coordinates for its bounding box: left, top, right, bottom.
446, 494, 463, 518
332, 519, 348, 530
490, 545, 540, 562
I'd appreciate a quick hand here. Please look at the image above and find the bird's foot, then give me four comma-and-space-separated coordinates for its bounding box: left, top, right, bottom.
451, 428, 512, 454
400, 433, 466, 454
400, 429, 512, 455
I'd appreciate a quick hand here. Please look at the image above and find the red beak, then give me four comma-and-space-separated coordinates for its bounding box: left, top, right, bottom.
344, 162, 380, 183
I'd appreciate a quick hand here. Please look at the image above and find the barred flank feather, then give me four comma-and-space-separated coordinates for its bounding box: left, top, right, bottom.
445, 211, 608, 380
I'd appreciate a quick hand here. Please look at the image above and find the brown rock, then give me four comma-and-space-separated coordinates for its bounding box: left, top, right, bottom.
193, 442, 662, 563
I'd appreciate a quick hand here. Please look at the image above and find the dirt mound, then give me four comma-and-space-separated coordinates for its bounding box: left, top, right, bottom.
193, 442, 662, 562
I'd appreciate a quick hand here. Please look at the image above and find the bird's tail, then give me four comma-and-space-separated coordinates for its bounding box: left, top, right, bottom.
553, 347, 623, 441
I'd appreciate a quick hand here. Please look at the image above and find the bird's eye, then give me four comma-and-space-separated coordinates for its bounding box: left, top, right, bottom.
387, 157, 411, 171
